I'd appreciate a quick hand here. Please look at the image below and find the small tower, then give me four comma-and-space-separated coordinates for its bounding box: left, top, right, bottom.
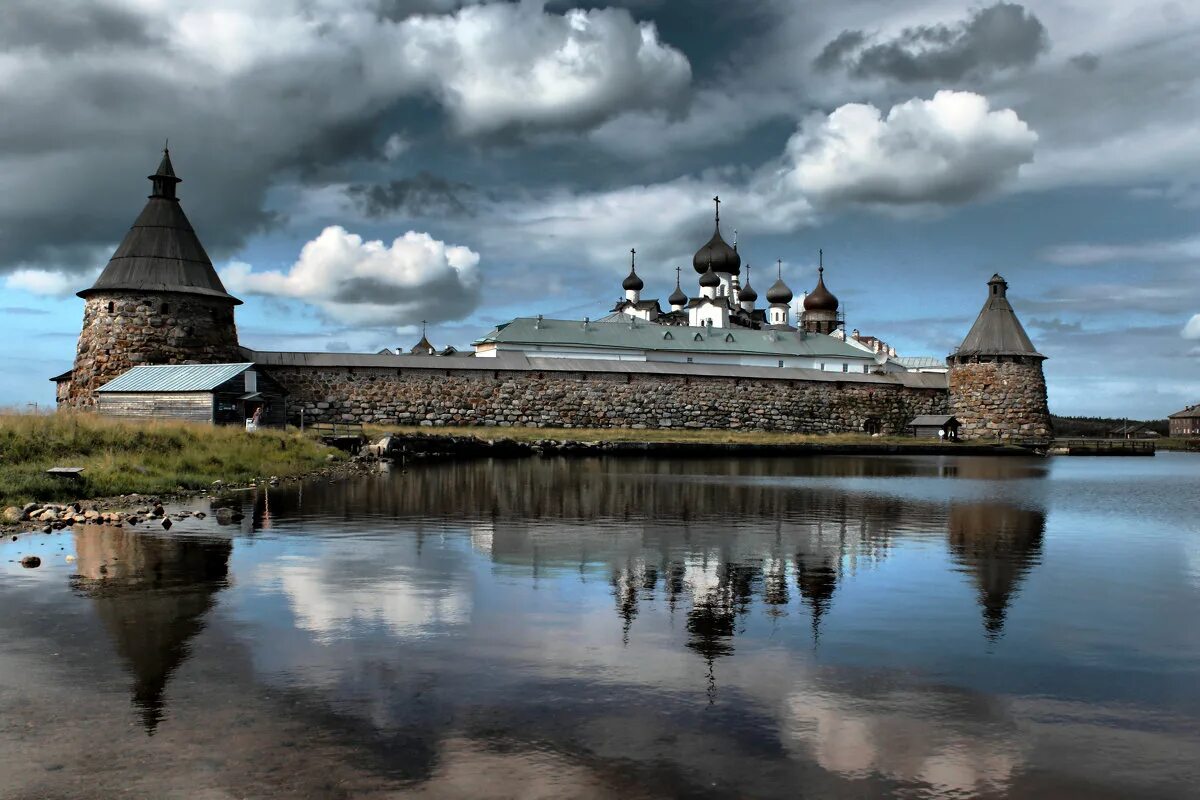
411, 321, 436, 355
766, 259, 793, 328
67, 147, 242, 407
800, 250, 840, 335
689, 253, 730, 328
947, 274, 1052, 442
668, 267, 688, 312
738, 265, 757, 313
622, 248, 643, 304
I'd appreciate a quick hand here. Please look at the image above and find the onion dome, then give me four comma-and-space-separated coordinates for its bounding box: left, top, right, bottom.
79, 147, 241, 304
738, 265, 757, 303
692, 196, 741, 275
699, 262, 720, 288
622, 248, 644, 291
766, 259, 792, 304
669, 267, 688, 306
803, 266, 838, 312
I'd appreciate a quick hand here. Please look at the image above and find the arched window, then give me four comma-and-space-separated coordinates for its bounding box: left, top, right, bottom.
106, 301, 114, 314
863, 417, 881, 436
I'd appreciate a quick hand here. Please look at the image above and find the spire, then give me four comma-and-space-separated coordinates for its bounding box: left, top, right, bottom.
732, 228, 738, 252
150, 143, 181, 200
81, 147, 240, 304
952, 274, 1044, 360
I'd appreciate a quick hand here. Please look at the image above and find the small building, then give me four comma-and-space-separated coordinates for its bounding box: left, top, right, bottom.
1109, 422, 1160, 439
1169, 405, 1200, 437
96, 363, 287, 426
908, 414, 960, 440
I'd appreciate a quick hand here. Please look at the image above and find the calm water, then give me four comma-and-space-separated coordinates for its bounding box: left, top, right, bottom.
2, 454, 1199, 799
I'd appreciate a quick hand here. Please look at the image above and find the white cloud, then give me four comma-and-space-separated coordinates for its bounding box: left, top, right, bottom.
1183, 314, 1200, 340
221, 226, 481, 327
5, 268, 87, 296
382, 133, 410, 161
388, 3, 691, 134
1042, 234, 1200, 266
778, 90, 1036, 207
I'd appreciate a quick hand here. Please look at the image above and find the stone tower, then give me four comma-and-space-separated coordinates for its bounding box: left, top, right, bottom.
66, 149, 243, 407
947, 274, 1051, 442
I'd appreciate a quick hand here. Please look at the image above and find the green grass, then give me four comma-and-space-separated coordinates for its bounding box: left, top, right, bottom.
367, 424, 977, 448
1155, 438, 1200, 452
0, 411, 340, 506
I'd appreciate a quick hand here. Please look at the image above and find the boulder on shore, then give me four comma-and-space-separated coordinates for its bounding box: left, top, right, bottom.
20, 555, 41, 568
2, 507, 24, 524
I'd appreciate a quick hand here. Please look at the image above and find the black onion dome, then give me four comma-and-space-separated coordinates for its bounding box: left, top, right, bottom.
699, 264, 720, 287
739, 266, 757, 302
79, 148, 241, 304
622, 269, 644, 291
692, 230, 741, 275
669, 283, 688, 306
766, 277, 792, 304
802, 267, 838, 312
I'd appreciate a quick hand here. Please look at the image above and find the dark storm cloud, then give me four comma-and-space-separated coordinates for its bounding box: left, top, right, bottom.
0, 1, 692, 280
815, 3, 1048, 83
0, 0, 159, 52
346, 173, 477, 218
1069, 52, 1101, 73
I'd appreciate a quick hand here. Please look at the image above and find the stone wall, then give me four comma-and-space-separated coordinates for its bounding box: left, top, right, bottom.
267, 366, 948, 434
67, 293, 241, 407
948, 360, 1052, 442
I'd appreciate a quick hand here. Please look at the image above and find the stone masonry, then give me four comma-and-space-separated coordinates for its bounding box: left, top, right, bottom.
269, 366, 948, 434
947, 360, 1052, 442
69, 293, 241, 407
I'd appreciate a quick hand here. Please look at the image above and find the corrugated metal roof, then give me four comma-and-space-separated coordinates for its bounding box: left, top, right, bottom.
243, 348, 948, 389
891, 356, 947, 369
473, 317, 872, 359
98, 363, 255, 393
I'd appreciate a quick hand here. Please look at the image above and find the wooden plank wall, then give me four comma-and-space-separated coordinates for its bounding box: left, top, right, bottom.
98, 392, 214, 423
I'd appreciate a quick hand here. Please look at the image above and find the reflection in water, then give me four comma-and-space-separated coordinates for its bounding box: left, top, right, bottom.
72, 528, 232, 732
948, 504, 1046, 638
5, 455, 1197, 798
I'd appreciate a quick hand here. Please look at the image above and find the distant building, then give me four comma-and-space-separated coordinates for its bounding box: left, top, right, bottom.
1169, 405, 1200, 437
95, 363, 287, 426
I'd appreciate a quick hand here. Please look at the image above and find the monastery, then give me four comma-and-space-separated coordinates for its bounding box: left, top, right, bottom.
54, 150, 1053, 442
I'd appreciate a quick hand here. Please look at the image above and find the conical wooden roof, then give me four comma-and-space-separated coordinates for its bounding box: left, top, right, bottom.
953, 274, 1043, 359
79, 149, 241, 304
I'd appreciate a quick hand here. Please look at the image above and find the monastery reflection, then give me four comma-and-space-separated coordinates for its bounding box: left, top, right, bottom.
72, 527, 232, 733
248, 456, 1047, 677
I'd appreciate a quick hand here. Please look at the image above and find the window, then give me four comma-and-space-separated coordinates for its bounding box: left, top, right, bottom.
106, 301, 114, 313
778, 360, 784, 368
820, 362, 826, 371
842, 363, 848, 373
686, 357, 694, 363
244, 371, 257, 392
160, 302, 169, 315
863, 365, 870, 374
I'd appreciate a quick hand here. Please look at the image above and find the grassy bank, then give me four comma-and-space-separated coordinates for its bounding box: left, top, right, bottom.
368, 424, 1002, 448
1155, 438, 1200, 452
0, 412, 339, 506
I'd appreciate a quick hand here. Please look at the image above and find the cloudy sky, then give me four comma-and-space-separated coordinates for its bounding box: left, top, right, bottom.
2, 0, 1199, 417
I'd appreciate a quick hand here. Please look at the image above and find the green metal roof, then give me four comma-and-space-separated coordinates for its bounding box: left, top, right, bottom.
98, 363, 255, 393
474, 317, 872, 359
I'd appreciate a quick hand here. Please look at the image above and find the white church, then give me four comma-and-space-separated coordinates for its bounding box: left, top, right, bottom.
473, 198, 944, 375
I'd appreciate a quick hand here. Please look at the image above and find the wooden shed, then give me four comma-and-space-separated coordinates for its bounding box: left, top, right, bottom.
96, 363, 287, 427
907, 414, 960, 440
